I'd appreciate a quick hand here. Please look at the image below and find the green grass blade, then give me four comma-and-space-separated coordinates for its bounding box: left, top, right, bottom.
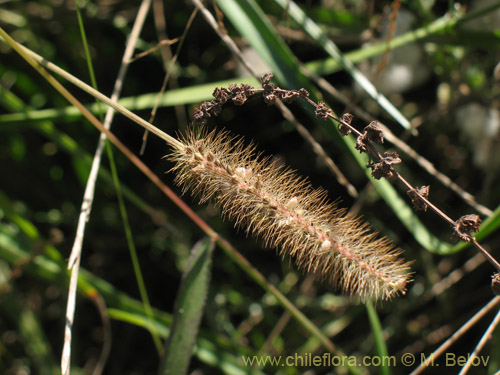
106, 140, 163, 354
366, 301, 390, 375
0, 77, 259, 125
108, 308, 170, 338
475, 203, 500, 241
490, 322, 500, 374
158, 237, 215, 375
215, 0, 307, 89
273, 0, 410, 130
74, 0, 104, 119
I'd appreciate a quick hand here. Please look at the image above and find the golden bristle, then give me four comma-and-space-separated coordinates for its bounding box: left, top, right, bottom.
168, 127, 412, 301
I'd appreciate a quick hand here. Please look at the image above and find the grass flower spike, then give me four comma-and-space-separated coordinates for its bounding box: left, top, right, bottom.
169, 127, 412, 301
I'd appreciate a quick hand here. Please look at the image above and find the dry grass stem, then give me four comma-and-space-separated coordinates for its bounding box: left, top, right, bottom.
410, 296, 500, 375
62, 1, 152, 373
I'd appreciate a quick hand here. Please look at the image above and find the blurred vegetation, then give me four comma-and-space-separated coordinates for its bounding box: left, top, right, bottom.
1, 0, 500, 374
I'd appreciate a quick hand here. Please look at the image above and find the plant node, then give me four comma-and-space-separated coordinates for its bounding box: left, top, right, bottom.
368, 151, 401, 179
407, 186, 431, 211
356, 121, 384, 152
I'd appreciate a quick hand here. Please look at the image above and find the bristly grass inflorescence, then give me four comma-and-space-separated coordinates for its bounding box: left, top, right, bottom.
168, 127, 412, 302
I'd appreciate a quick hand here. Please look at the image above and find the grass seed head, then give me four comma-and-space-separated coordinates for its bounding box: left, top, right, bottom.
168, 127, 412, 302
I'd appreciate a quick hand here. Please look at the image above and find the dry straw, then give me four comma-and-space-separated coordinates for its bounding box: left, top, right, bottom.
168, 127, 412, 301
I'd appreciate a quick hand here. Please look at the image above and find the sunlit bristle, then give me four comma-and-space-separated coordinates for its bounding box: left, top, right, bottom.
168, 127, 412, 302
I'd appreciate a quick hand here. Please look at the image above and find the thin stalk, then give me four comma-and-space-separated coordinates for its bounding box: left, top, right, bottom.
366, 301, 390, 375
140, 7, 198, 154
299, 68, 493, 216
105, 141, 163, 354
458, 307, 500, 375
410, 296, 500, 375
74, 0, 104, 119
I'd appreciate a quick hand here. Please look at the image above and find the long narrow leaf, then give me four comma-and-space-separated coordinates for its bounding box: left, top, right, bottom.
366, 302, 390, 375
272, 0, 410, 130
215, 0, 307, 89
158, 237, 215, 375
0, 78, 259, 125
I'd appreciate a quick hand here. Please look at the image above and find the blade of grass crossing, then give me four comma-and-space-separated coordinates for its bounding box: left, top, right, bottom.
215, 0, 307, 89
106, 141, 163, 353
74, 0, 104, 119
0, 77, 260, 125
63, 1, 153, 373
158, 237, 215, 375
272, 0, 410, 130
366, 301, 390, 375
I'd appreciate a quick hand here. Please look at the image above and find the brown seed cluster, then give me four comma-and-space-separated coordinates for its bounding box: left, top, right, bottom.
454, 214, 482, 241
168, 127, 412, 301
491, 273, 500, 296
407, 186, 431, 211
368, 151, 402, 180
193, 83, 256, 125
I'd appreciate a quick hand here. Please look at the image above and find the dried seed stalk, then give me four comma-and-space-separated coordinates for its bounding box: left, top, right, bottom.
168, 127, 412, 301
